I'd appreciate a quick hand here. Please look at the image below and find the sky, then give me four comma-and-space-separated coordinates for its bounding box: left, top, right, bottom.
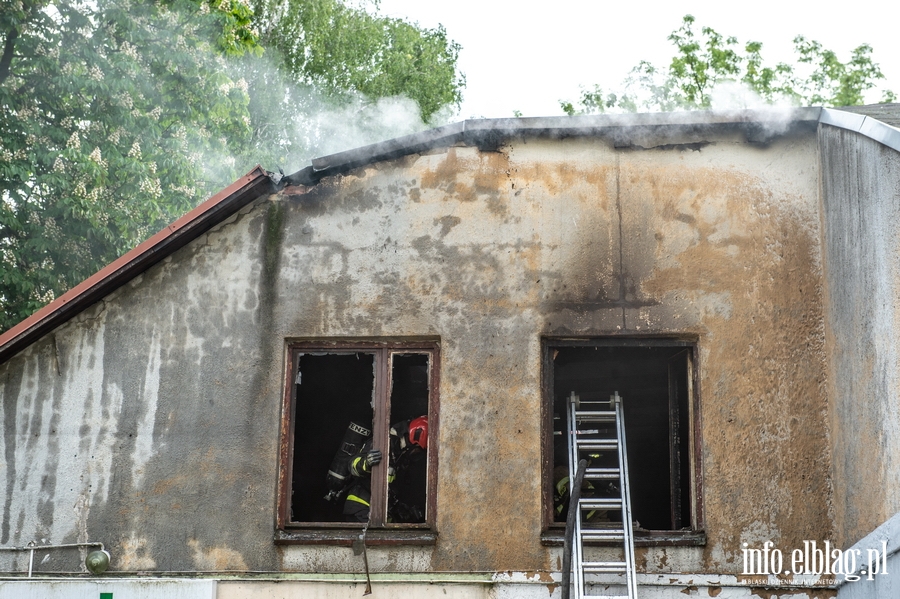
373, 0, 900, 119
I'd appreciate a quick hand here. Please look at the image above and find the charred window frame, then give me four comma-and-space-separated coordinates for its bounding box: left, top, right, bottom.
277, 340, 440, 544
541, 337, 704, 545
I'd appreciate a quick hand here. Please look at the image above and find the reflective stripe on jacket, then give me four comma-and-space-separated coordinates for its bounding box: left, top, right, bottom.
347, 494, 370, 507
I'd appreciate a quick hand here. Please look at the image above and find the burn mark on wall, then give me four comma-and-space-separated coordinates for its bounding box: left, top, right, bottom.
542, 151, 660, 331
433, 215, 461, 238
615, 142, 711, 153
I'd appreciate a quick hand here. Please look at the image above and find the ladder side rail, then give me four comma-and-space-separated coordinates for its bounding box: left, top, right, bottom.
574, 495, 585, 598
615, 393, 639, 599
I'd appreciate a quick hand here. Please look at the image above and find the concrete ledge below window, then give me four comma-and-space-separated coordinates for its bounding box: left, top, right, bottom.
540, 529, 706, 547
275, 528, 437, 546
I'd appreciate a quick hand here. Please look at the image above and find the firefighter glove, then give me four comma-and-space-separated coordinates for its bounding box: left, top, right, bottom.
363, 449, 382, 472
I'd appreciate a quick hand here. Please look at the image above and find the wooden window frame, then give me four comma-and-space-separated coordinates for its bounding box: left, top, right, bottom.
276, 339, 440, 545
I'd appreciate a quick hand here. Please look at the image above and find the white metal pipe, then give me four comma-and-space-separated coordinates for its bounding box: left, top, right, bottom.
0, 541, 106, 577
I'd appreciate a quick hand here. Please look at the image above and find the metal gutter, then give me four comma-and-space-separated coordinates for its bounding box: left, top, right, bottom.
0, 572, 498, 584
820, 107, 900, 153
827, 103, 900, 128
284, 106, 900, 188
0, 166, 276, 365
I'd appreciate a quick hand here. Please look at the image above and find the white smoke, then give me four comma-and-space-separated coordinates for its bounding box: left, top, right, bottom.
708, 81, 802, 136
195, 47, 444, 188
295, 94, 431, 159
709, 81, 785, 111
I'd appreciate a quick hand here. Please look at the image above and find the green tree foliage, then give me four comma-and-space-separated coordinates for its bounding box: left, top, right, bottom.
0, 0, 464, 331
252, 0, 463, 123
231, 0, 466, 174
561, 15, 894, 115
0, 0, 260, 330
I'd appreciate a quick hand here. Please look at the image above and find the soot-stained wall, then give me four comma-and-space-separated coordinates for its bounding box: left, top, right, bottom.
0, 128, 830, 576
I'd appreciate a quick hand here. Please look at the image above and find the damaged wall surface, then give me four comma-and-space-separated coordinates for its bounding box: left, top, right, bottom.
6, 107, 900, 597
0, 116, 832, 582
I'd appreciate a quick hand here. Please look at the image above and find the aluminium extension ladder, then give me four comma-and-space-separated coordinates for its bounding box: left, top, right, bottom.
565, 391, 637, 599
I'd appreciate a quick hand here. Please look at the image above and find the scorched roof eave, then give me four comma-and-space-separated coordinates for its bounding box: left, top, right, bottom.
283, 107, 825, 186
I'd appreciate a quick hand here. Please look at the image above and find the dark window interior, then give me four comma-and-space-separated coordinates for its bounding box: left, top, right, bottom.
551, 345, 693, 531
388, 353, 430, 522
289, 350, 431, 525
292, 352, 375, 523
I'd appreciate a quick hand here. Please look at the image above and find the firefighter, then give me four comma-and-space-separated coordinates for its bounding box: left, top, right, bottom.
343, 415, 428, 523
554, 463, 616, 523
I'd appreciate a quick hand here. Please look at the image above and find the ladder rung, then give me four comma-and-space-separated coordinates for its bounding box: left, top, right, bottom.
576, 440, 619, 451
580, 498, 622, 510
583, 561, 628, 574
575, 410, 616, 422
581, 530, 625, 542
585, 467, 620, 479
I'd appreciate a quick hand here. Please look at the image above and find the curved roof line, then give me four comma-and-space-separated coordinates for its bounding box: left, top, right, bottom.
820, 107, 900, 152
0, 107, 898, 365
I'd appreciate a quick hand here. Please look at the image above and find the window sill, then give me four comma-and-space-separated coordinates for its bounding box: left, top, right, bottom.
541, 528, 706, 547
275, 528, 437, 546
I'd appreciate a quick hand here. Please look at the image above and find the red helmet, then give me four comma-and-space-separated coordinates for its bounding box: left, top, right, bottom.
408, 416, 428, 450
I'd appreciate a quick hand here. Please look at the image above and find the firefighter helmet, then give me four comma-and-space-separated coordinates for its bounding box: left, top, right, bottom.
409, 416, 428, 450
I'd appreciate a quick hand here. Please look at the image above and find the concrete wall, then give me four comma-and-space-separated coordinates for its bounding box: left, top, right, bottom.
0, 579, 216, 598
0, 574, 838, 599
0, 127, 830, 581
819, 124, 900, 547
834, 511, 900, 599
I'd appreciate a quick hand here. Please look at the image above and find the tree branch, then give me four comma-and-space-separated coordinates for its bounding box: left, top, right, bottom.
0, 27, 19, 86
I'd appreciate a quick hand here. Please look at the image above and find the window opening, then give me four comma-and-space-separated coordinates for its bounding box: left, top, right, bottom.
387, 353, 430, 523
283, 343, 436, 529
549, 343, 696, 533
291, 352, 376, 523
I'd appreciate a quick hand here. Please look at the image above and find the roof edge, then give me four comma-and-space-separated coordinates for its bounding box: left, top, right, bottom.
820, 108, 900, 152
286, 106, 900, 187
285, 108, 823, 185
0, 166, 275, 366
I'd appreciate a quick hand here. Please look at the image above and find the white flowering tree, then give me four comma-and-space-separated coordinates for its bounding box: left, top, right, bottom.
0, 0, 259, 329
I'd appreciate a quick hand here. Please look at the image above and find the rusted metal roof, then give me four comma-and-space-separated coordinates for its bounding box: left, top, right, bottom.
0, 166, 276, 365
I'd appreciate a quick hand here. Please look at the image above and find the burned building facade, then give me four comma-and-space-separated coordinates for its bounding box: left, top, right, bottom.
1, 108, 899, 598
